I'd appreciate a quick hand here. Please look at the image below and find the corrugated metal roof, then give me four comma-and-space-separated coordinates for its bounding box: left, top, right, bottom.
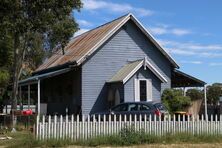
108, 60, 143, 83
19, 68, 71, 85
36, 14, 129, 72
36, 13, 179, 73
172, 69, 206, 87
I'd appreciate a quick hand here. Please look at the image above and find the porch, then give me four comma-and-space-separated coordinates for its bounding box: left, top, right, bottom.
171, 69, 207, 116
16, 67, 81, 115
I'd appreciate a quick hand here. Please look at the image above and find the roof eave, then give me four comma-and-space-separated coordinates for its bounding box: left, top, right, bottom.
33, 61, 78, 75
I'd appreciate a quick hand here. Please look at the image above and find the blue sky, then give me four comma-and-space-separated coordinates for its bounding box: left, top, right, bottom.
74, 0, 222, 84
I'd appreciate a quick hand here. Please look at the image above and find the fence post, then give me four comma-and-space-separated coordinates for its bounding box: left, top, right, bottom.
48, 115, 51, 139
42, 115, 45, 140
98, 115, 101, 136
71, 115, 74, 140
36, 115, 39, 139
173, 114, 175, 134
65, 115, 68, 139
149, 114, 152, 135
215, 114, 218, 135
60, 115, 63, 139
109, 114, 112, 136
103, 114, 106, 136
154, 114, 156, 135
144, 114, 147, 133
76, 114, 79, 140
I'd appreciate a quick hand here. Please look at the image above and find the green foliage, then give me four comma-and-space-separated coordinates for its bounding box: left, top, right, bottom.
186, 89, 203, 101
0, 0, 82, 108
207, 83, 222, 105
0, 0, 82, 52
0, 69, 10, 88
0, 33, 13, 68
0, 32, 13, 98
162, 89, 191, 113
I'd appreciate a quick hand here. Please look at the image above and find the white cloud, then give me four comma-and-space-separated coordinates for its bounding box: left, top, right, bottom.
180, 61, 203, 64
74, 28, 89, 37
78, 19, 93, 27
149, 26, 191, 36
171, 28, 191, 36
165, 48, 196, 56
149, 27, 167, 35
209, 63, 222, 66
83, 0, 153, 17
158, 39, 222, 58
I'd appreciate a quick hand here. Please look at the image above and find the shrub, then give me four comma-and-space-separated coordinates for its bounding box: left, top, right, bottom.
186, 89, 203, 101
162, 89, 191, 113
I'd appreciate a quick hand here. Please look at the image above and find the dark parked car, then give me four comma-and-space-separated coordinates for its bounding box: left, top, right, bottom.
91, 101, 169, 121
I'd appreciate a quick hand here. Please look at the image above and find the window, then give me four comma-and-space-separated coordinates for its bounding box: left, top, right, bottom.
134, 79, 152, 102
139, 80, 147, 101
112, 104, 127, 112
139, 104, 151, 111
128, 103, 138, 111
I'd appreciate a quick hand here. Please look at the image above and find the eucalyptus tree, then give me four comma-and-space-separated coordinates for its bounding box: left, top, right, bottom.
0, 0, 82, 125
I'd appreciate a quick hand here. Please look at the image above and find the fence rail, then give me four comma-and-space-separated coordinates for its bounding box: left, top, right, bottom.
36, 114, 222, 140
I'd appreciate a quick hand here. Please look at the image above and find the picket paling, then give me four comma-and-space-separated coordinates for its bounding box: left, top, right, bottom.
36, 114, 222, 140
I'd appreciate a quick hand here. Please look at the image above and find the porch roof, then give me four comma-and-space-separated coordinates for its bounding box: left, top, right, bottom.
107, 58, 167, 84
171, 69, 206, 87
19, 68, 71, 86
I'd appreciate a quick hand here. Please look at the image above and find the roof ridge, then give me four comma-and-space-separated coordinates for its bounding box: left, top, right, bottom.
71, 13, 130, 40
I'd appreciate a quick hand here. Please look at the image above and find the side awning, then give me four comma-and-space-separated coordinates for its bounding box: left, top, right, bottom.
171, 69, 206, 87
107, 58, 168, 84
19, 68, 71, 86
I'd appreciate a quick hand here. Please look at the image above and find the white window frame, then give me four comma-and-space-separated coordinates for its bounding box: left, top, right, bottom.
134, 78, 152, 102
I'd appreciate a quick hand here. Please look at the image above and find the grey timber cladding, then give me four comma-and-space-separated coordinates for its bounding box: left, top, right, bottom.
82, 20, 172, 115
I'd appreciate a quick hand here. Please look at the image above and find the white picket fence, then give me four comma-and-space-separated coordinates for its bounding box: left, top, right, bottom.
36, 114, 222, 140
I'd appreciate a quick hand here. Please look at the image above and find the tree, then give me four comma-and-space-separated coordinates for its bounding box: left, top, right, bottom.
0, 32, 13, 101
186, 89, 203, 101
162, 89, 191, 113
207, 84, 222, 105
0, 0, 82, 126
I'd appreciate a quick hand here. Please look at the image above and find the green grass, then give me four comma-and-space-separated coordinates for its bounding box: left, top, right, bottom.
2, 128, 222, 147
0, 131, 77, 148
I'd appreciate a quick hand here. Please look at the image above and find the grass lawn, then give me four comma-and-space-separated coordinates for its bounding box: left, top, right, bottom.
1, 131, 222, 148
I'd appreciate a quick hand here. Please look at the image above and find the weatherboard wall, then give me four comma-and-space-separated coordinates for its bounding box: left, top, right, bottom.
82, 20, 172, 115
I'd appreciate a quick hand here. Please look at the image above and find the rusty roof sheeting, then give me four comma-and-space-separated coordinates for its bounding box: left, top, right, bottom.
36, 14, 128, 72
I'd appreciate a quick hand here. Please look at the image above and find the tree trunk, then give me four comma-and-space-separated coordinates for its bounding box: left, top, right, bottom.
11, 33, 20, 128
11, 33, 27, 128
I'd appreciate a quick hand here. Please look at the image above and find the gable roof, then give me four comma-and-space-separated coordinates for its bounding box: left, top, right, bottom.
107, 58, 168, 84
36, 13, 179, 73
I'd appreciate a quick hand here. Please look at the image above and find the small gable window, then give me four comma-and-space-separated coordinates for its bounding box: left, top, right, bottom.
135, 79, 152, 102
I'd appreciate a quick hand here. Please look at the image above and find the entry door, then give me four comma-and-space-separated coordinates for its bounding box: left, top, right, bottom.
135, 79, 152, 102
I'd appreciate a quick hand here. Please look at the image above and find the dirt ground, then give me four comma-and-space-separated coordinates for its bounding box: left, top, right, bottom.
67, 143, 222, 148
133, 144, 222, 148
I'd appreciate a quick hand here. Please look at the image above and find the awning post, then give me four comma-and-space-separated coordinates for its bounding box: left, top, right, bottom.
204, 84, 207, 120
28, 84, 30, 110
37, 80, 40, 115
